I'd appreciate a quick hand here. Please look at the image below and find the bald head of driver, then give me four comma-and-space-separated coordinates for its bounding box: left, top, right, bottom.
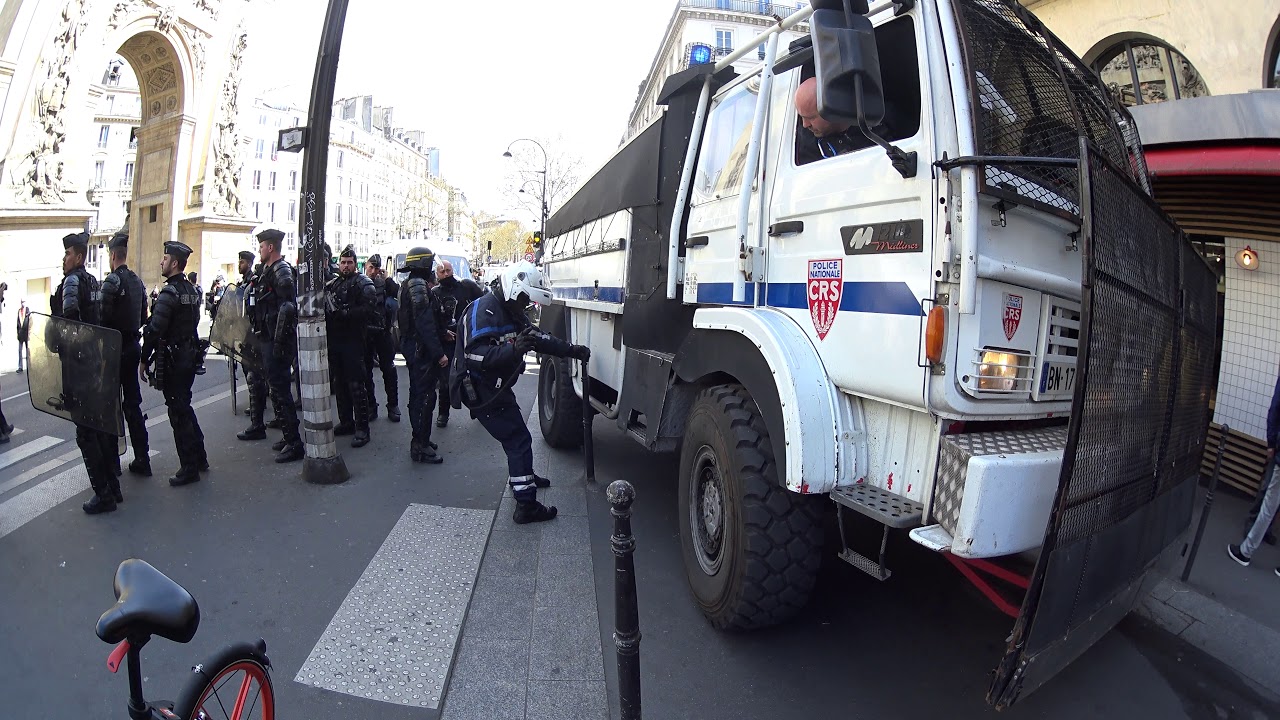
795, 77, 851, 138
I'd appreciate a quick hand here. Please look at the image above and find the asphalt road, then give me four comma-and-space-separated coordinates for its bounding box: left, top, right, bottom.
1, 356, 1276, 720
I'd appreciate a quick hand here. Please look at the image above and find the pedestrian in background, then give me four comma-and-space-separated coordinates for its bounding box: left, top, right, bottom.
16, 299, 30, 373
1229, 373, 1280, 575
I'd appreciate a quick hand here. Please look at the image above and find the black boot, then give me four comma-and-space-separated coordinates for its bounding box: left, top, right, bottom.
436, 413, 449, 428
351, 382, 371, 448
271, 438, 288, 452
534, 474, 552, 488
82, 493, 118, 514
334, 422, 355, 436
275, 439, 304, 463
237, 423, 267, 440
168, 469, 201, 487
128, 457, 151, 476
388, 405, 401, 422
513, 500, 558, 524
370, 402, 379, 421
265, 417, 284, 429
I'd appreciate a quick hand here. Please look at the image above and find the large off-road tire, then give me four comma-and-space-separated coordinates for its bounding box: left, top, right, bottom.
538, 355, 583, 449
678, 384, 824, 630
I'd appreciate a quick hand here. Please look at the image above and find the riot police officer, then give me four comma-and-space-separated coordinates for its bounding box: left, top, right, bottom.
98, 229, 150, 477
139, 241, 208, 487
326, 245, 378, 447
397, 246, 448, 464
54, 232, 120, 514
363, 254, 400, 422
431, 258, 484, 428
451, 261, 589, 524
252, 229, 304, 462
236, 253, 275, 440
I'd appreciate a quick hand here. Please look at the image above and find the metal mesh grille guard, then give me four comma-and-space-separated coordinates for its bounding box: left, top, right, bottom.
952, 0, 1150, 217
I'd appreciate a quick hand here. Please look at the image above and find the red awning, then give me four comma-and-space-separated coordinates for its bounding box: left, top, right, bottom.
1145, 145, 1280, 177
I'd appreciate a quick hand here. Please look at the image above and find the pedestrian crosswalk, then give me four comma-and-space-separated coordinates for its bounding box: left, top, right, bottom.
0, 435, 62, 472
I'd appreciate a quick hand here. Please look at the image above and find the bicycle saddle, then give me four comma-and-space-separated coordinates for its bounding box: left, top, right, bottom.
96, 559, 200, 644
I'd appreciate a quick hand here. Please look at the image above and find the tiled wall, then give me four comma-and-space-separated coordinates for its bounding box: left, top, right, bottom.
1213, 237, 1280, 442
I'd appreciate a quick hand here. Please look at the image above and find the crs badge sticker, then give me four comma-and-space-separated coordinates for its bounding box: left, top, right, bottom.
807, 259, 843, 341
1003, 293, 1023, 341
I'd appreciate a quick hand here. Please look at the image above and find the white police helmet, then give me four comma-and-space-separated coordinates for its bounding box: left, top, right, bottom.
498, 261, 553, 307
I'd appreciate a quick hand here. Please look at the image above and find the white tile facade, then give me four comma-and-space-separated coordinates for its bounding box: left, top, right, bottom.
1213, 237, 1280, 442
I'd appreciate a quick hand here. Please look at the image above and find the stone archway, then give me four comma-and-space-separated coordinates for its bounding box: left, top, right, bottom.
112, 29, 191, 288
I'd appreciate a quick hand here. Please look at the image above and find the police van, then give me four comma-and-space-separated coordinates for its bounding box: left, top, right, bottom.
535, 0, 1216, 706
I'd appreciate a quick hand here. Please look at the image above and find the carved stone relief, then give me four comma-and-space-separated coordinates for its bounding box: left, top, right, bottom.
108, 0, 140, 31
209, 25, 248, 217
10, 0, 88, 203
154, 3, 176, 34
194, 0, 221, 20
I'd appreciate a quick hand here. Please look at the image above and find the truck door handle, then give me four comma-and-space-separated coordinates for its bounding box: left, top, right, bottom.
685, 235, 709, 248
768, 221, 804, 237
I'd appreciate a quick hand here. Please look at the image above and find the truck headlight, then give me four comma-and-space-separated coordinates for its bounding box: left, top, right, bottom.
978, 351, 1022, 391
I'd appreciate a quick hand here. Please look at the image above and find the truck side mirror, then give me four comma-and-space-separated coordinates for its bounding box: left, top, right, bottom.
810, 4, 885, 128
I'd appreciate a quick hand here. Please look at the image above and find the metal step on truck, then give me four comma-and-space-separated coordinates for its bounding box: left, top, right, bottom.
534, 0, 1217, 707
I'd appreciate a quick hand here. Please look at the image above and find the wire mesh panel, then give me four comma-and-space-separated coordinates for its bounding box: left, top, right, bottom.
988, 143, 1217, 708
953, 0, 1151, 217
25, 312, 124, 436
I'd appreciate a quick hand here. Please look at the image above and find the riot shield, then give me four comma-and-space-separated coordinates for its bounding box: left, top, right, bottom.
25, 312, 124, 436
209, 283, 266, 373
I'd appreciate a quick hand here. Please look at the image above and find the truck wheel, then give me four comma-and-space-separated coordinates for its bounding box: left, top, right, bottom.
678, 384, 824, 630
538, 355, 583, 449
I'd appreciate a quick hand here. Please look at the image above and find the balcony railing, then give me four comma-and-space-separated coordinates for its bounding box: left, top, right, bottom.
683, 0, 805, 17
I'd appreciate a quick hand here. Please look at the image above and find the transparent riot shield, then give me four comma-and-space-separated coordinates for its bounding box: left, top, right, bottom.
208, 283, 266, 373
25, 312, 124, 436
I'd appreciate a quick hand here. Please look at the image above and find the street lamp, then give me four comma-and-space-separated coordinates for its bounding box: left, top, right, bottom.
503, 138, 547, 260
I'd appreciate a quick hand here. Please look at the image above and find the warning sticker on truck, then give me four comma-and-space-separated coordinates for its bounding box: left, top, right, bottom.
807, 259, 843, 341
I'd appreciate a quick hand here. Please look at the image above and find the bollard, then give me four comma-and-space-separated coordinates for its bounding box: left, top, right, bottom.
1182, 424, 1228, 582
608, 480, 642, 720
582, 357, 596, 483
229, 360, 238, 416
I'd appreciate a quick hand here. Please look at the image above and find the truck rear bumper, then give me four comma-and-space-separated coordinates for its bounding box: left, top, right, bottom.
928, 426, 1067, 558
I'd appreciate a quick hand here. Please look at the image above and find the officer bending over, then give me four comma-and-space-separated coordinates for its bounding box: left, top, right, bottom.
451, 261, 589, 524
139, 241, 209, 487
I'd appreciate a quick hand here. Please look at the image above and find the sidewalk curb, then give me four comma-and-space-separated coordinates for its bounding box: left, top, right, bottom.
1135, 576, 1280, 692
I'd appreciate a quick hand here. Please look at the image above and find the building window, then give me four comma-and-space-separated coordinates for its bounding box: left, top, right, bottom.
94, 161, 105, 186
98, 125, 110, 149
252, 170, 262, 190
105, 95, 116, 114
289, 200, 297, 221
255, 139, 265, 159
123, 162, 134, 187
337, 204, 343, 223
337, 150, 344, 168
715, 29, 733, 53
253, 201, 260, 219
348, 204, 353, 225
260, 114, 268, 125
268, 202, 276, 222
269, 171, 277, 191
1092, 40, 1210, 107
290, 171, 298, 190
270, 141, 278, 161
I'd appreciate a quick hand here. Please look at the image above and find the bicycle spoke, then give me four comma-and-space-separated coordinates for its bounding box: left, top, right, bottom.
229, 672, 254, 719
245, 683, 263, 719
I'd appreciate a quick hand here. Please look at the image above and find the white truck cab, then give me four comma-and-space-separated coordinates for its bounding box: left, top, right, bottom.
537, 0, 1215, 706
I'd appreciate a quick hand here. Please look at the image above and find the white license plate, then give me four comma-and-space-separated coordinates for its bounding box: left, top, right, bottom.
1037, 361, 1077, 399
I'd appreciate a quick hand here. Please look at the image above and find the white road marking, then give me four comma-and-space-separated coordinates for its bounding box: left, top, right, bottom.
0, 435, 63, 472
294, 503, 494, 709
3, 390, 30, 402
143, 388, 233, 428
0, 448, 85, 497
0, 449, 156, 540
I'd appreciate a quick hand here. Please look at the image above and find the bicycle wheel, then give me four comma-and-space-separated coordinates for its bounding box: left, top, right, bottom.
173, 641, 274, 720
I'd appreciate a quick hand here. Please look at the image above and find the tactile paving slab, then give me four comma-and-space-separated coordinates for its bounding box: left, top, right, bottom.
294, 503, 494, 709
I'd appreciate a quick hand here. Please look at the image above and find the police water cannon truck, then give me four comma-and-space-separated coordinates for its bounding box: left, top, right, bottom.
535, 0, 1217, 706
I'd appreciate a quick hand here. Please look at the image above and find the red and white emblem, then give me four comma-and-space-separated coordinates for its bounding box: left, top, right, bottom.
807, 259, 843, 341
1003, 293, 1023, 341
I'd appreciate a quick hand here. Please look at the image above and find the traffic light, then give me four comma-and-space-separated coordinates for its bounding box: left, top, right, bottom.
532, 231, 543, 249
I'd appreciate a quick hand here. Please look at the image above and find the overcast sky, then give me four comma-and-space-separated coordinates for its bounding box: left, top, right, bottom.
238, 0, 678, 225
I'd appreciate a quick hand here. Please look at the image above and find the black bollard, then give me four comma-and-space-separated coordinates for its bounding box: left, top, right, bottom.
1182, 424, 1228, 582
608, 480, 642, 720
582, 357, 596, 483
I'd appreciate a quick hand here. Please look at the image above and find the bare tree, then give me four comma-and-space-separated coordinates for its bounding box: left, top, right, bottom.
501, 135, 585, 227
478, 218, 529, 264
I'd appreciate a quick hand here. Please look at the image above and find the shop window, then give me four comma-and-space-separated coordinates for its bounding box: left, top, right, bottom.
1092, 39, 1209, 107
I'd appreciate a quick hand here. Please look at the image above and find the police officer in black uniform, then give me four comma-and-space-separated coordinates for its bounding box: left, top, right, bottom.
326, 245, 378, 447
54, 232, 120, 514
432, 258, 484, 428
363, 254, 400, 422
235, 252, 276, 440
252, 229, 304, 462
398, 246, 448, 464
98, 229, 151, 477
139, 241, 208, 487
451, 261, 589, 524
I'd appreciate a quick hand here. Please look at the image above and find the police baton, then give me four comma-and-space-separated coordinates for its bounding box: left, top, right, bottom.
229, 359, 238, 416
582, 356, 595, 484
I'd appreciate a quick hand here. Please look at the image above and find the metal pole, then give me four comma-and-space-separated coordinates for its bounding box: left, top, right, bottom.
582, 357, 595, 483
295, 0, 351, 484
229, 359, 238, 416
608, 480, 641, 720
1182, 424, 1228, 582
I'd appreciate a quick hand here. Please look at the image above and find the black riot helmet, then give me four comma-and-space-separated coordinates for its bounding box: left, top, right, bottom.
399, 246, 435, 275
